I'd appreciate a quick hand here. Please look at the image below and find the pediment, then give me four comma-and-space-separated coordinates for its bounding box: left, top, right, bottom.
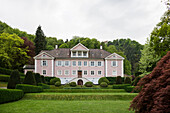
34, 52, 54, 59
70, 43, 89, 51
105, 53, 124, 60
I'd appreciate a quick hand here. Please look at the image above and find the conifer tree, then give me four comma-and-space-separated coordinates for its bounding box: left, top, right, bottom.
34, 25, 47, 55
23, 71, 36, 85
7, 70, 21, 89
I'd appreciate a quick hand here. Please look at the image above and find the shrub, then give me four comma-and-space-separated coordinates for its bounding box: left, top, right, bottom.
44, 77, 56, 84
124, 77, 131, 84
16, 84, 43, 93
69, 82, 77, 87
38, 83, 50, 89
0, 89, 24, 104
100, 82, 108, 87
55, 81, 61, 87
124, 86, 139, 93
132, 76, 141, 86
0, 67, 25, 76
50, 77, 61, 85
116, 76, 122, 84
34, 73, 42, 85
0, 74, 10, 82
23, 71, 36, 85
41, 75, 46, 83
98, 77, 109, 84
113, 84, 131, 89
84, 82, 93, 87
7, 70, 21, 89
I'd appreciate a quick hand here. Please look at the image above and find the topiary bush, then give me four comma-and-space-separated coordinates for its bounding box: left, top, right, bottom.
130, 51, 170, 113
16, 84, 43, 93
69, 82, 77, 87
41, 75, 46, 83
100, 82, 108, 87
0, 74, 10, 82
98, 77, 109, 85
0, 89, 24, 104
132, 76, 141, 86
38, 83, 50, 89
124, 77, 131, 84
34, 73, 42, 85
50, 77, 61, 85
7, 70, 21, 89
44, 77, 56, 84
84, 82, 93, 87
0, 67, 25, 77
55, 81, 61, 87
23, 71, 36, 85
116, 76, 122, 84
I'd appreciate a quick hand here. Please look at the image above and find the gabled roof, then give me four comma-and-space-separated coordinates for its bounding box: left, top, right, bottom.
70, 43, 89, 51
23, 65, 35, 69
105, 53, 124, 60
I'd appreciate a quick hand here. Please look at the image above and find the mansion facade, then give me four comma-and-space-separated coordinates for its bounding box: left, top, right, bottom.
24, 43, 124, 85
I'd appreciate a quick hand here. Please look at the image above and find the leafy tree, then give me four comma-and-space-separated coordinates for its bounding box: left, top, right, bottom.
46, 37, 58, 50
23, 71, 36, 85
130, 51, 170, 113
106, 45, 118, 53
59, 43, 69, 48
34, 26, 47, 55
7, 70, 21, 89
56, 39, 64, 47
0, 33, 29, 70
20, 37, 35, 65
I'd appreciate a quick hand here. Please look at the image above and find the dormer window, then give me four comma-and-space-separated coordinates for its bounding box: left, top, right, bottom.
78, 51, 82, 56
83, 52, 87, 56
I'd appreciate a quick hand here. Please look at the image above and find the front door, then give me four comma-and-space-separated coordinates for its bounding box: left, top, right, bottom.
77, 79, 83, 85
78, 70, 82, 78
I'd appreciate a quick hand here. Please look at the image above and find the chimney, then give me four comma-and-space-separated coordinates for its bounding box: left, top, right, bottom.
100, 45, 103, 49
55, 45, 58, 49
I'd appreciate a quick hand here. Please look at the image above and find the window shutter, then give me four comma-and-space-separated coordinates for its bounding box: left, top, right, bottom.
116, 61, 118, 66
41, 60, 43, 66
46, 60, 48, 66
56, 61, 58, 66
101, 61, 104, 66
68, 61, 70, 66
95, 61, 98, 66
62, 61, 64, 66
111, 61, 113, 66
89, 61, 91, 66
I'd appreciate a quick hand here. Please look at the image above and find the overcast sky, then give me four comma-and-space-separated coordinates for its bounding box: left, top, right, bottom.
0, 0, 167, 45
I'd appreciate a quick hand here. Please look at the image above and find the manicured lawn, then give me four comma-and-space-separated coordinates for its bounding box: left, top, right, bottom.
0, 100, 134, 113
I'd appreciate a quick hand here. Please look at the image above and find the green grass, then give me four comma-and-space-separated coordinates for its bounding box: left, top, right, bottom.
0, 100, 134, 113
23, 92, 138, 100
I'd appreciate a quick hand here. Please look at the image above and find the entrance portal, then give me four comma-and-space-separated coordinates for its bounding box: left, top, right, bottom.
77, 79, 83, 85
78, 70, 82, 78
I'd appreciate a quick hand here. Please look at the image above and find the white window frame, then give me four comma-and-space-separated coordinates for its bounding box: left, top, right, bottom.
98, 71, 102, 75
90, 61, 95, 66
112, 70, 117, 75
56, 61, 62, 66
72, 61, 76, 66
72, 70, 77, 75
111, 61, 117, 66
65, 70, 69, 75
57, 70, 62, 75
42, 60, 47, 66
73, 51, 76, 56
84, 61, 87, 66
65, 61, 70, 66
98, 61, 102, 66
78, 51, 82, 56
78, 61, 82, 66
83, 70, 88, 75
42, 70, 46, 75
91, 71, 95, 75
83, 52, 87, 56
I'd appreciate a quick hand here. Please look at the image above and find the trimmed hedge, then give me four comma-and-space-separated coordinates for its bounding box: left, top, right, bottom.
0, 67, 25, 77
124, 86, 140, 93
100, 82, 108, 87
124, 77, 131, 84
16, 84, 43, 93
106, 77, 125, 85
98, 77, 109, 84
43, 89, 126, 93
41, 75, 46, 84
0, 89, 24, 104
38, 83, 50, 89
0, 74, 24, 82
112, 84, 131, 89
55, 81, 61, 87
84, 82, 93, 87
116, 76, 122, 84
7, 70, 21, 89
23, 71, 36, 85
34, 73, 42, 85
63, 87, 100, 89
50, 77, 61, 85
69, 82, 77, 87
44, 77, 56, 84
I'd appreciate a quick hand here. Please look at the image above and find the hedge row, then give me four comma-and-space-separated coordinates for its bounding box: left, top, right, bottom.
16, 84, 43, 93
43, 89, 126, 93
23, 93, 138, 100
0, 89, 24, 104
112, 84, 131, 89
64, 87, 100, 89
0, 74, 24, 82
38, 83, 50, 89
106, 77, 125, 84
44, 77, 56, 84
0, 67, 25, 76
124, 86, 140, 93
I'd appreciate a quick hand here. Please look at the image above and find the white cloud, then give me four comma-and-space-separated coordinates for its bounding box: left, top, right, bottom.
0, 0, 167, 44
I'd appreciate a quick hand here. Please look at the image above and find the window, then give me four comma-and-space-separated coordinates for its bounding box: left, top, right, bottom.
84, 61, 87, 66
73, 52, 76, 56
84, 70, 87, 75
72, 61, 76, 66
78, 61, 81, 66
65, 70, 69, 75
78, 51, 82, 56
57, 70, 62, 75
43, 70, 46, 75
91, 71, 94, 75
112, 61, 117, 66
65, 61, 70, 66
98, 71, 102, 75
42, 60, 47, 66
98, 61, 102, 66
112, 70, 117, 75
90, 61, 95, 66
43, 54, 46, 57
72, 70, 76, 75
113, 55, 116, 57
83, 52, 87, 56
57, 61, 62, 66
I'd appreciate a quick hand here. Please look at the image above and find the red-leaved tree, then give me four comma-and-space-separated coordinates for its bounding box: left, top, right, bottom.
21, 37, 35, 64
129, 51, 170, 113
